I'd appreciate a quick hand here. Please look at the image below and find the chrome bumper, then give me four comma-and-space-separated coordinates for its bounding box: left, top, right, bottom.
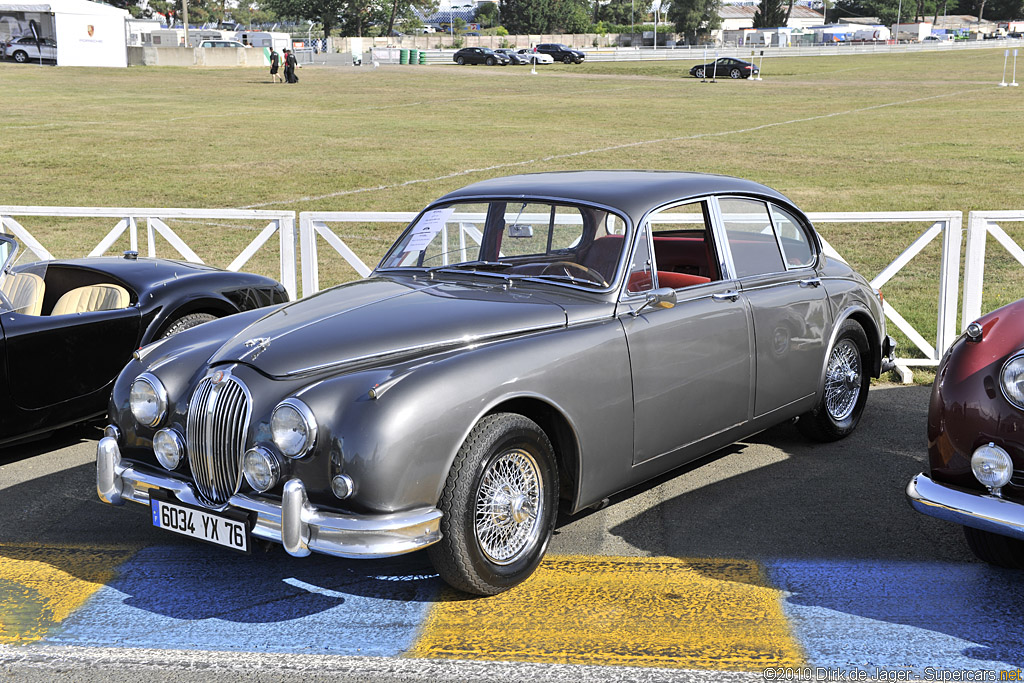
97, 437, 443, 559
907, 473, 1024, 541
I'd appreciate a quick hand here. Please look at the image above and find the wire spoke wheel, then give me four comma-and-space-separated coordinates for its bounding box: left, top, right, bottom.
824, 339, 862, 421
474, 448, 543, 565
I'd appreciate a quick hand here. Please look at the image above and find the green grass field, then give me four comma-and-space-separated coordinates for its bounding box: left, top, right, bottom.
2, 48, 1024, 379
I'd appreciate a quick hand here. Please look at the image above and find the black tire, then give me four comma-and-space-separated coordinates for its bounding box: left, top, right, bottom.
13, 50, 28, 63
160, 312, 217, 338
563, 54, 573, 64
730, 68, 742, 79
485, 57, 495, 66
964, 526, 1024, 569
429, 413, 559, 595
797, 319, 871, 442
456, 56, 465, 65
694, 67, 705, 78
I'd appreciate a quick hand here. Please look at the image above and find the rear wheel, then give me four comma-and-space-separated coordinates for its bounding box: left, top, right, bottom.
963, 526, 1024, 569
730, 68, 742, 78
161, 312, 217, 338
429, 413, 558, 595
13, 50, 28, 63
798, 320, 871, 442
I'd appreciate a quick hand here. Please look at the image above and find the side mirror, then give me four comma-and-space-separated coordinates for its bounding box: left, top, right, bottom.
632, 287, 676, 317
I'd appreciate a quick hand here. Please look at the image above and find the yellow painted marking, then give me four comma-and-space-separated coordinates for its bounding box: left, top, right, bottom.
408, 555, 804, 670
0, 543, 137, 644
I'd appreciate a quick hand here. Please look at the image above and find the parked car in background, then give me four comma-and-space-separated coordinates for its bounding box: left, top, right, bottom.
4, 35, 56, 63
908, 298, 1024, 569
494, 48, 530, 65
689, 57, 759, 79
200, 40, 246, 48
517, 48, 554, 64
534, 43, 585, 63
97, 170, 893, 596
0, 234, 287, 446
453, 47, 509, 66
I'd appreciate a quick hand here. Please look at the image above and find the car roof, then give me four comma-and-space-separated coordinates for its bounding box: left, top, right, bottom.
433, 171, 795, 220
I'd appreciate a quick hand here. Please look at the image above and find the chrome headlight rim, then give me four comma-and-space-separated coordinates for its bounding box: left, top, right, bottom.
129, 372, 169, 428
1000, 350, 1024, 410
153, 428, 185, 471
271, 398, 317, 459
243, 446, 281, 493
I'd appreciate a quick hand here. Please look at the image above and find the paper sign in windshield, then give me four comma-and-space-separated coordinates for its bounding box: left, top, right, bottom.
404, 207, 454, 253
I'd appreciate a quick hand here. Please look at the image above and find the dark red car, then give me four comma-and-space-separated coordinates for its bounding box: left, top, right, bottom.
908, 298, 1024, 568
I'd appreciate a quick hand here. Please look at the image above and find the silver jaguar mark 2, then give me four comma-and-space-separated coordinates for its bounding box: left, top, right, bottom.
97, 171, 894, 595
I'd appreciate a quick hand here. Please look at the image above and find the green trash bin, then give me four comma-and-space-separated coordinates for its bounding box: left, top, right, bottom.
409, 48, 418, 64
399, 48, 409, 64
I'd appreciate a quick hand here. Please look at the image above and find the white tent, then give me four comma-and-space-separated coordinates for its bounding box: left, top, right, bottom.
0, 0, 128, 67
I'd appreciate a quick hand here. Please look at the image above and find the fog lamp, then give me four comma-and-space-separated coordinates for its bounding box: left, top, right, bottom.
331, 474, 355, 500
243, 447, 280, 493
129, 373, 167, 427
971, 443, 1013, 493
153, 428, 184, 471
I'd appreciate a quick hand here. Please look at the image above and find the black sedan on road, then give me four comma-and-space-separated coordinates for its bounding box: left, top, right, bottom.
535, 43, 586, 64
689, 57, 759, 79
453, 47, 509, 66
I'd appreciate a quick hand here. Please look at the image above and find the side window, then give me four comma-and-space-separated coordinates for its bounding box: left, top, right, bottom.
647, 200, 717, 287
771, 204, 815, 268
626, 222, 654, 294
719, 197, 785, 278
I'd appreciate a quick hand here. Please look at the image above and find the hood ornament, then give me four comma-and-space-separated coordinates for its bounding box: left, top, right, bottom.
243, 337, 272, 360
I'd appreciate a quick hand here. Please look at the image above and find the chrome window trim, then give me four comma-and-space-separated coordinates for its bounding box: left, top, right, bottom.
273, 398, 319, 459
768, 202, 818, 270
713, 195, 794, 280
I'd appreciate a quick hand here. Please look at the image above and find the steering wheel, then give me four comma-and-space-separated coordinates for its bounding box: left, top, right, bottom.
541, 261, 608, 287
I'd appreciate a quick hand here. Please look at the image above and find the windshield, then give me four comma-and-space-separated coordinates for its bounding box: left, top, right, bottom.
379, 199, 630, 290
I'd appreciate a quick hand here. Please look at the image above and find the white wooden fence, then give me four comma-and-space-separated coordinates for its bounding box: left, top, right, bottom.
5, 205, 1024, 382
0, 207, 298, 300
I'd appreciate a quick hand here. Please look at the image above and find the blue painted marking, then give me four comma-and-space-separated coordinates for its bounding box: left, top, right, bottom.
47, 545, 440, 656
766, 560, 1024, 675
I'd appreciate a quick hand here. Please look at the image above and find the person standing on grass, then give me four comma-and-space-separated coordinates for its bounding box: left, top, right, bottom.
269, 47, 282, 83
284, 49, 299, 83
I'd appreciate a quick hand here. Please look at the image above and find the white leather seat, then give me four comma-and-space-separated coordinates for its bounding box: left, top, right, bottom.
0, 271, 45, 316
51, 284, 130, 316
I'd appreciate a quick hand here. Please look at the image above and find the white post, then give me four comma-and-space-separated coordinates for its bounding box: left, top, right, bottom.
1012, 49, 1019, 86
1000, 49, 1009, 86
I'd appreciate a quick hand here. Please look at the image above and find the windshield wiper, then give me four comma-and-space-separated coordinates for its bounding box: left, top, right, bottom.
426, 260, 511, 274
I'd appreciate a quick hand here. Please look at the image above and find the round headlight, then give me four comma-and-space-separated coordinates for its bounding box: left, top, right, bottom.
1000, 353, 1024, 410
971, 443, 1013, 490
130, 373, 168, 427
243, 447, 280, 493
153, 428, 184, 470
271, 399, 317, 458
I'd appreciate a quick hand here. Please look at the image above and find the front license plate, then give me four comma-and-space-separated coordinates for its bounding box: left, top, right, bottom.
150, 491, 251, 553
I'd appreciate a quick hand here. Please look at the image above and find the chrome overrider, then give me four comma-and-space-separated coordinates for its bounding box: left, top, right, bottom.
907, 473, 1024, 542
97, 436, 443, 558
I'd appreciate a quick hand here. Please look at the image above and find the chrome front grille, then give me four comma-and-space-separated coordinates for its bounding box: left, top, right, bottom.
186, 373, 251, 506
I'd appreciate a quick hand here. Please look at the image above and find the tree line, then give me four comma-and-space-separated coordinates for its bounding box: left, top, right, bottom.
114, 0, 1024, 42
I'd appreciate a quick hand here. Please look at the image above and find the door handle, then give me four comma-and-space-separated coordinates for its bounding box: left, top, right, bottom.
799, 278, 822, 288
711, 290, 740, 302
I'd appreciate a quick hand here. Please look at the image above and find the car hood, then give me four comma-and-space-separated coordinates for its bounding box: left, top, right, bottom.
209, 276, 568, 378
